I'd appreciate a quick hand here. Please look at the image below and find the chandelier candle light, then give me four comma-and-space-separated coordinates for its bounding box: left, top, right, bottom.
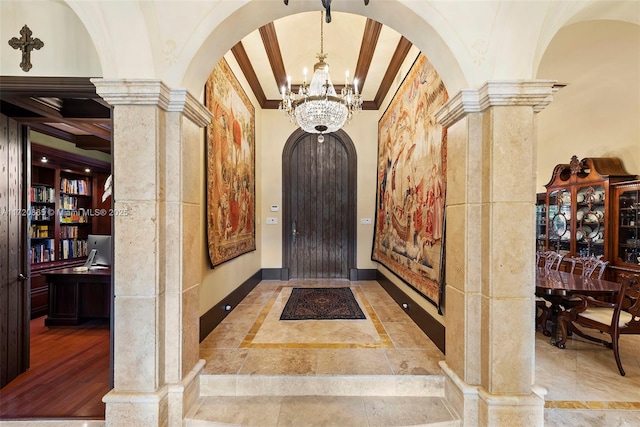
279, 11, 362, 141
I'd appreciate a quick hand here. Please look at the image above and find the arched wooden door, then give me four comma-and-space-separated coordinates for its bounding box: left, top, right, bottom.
282, 129, 357, 279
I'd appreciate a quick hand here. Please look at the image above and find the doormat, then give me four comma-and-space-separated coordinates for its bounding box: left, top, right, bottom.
280, 287, 366, 321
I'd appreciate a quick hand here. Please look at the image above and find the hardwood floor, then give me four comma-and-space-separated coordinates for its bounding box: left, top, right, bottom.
0, 316, 110, 419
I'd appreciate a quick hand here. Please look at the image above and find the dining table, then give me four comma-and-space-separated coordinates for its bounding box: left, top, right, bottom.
535, 267, 622, 347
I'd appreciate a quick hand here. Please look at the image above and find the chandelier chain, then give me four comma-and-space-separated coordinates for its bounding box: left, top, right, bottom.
320, 11, 324, 55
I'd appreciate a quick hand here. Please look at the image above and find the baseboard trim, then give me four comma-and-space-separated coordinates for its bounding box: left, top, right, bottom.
199, 270, 262, 342
376, 270, 446, 353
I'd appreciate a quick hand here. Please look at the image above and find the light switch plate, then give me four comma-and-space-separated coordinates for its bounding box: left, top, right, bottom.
266, 217, 278, 224
270, 205, 279, 212
360, 218, 372, 225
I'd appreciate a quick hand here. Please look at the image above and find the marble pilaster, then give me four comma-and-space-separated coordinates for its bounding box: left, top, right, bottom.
92, 79, 212, 427
435, 80, 556, 426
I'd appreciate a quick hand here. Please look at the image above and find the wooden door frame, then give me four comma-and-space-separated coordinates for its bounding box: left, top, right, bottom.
282, 128, 358, 280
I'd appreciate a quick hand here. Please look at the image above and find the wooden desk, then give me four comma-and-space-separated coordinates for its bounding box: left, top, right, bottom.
535, 268, 621, 346
44, 267, 111, 326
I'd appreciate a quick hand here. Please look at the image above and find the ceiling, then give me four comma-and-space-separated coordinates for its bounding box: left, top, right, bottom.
0, 11, 415, 155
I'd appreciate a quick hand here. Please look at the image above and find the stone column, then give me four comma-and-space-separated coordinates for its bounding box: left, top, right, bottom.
92, 80, 212, 427
435, 81, 556, 426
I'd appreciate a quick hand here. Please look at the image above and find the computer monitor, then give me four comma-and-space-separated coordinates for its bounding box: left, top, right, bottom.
86, 234, 112, 267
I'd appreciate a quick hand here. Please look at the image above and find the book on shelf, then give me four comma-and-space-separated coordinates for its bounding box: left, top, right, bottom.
60, 177, 91, 196
29, 224, 51, 238
30, 185, 55, 203
60, 238, 88, 260
30, 239, 55, 264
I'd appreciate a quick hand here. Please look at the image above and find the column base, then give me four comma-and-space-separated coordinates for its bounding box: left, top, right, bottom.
167, 359, 206, 426
440, 361, 546, 427
103, 387, 169, 427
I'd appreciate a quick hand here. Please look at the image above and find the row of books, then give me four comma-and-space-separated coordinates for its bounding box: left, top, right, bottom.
60, 225, 84, 239
30, 239, 55, 264
60, 210, 89, 224
60, 238, 88, 260
60, 194, 89, 210
30, 206, 53, 221
30, 185, 55, 203
29, 224, 51, 238
61, 178, 90, 196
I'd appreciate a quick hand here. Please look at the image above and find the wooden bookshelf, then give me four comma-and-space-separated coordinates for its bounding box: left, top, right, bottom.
29, 144, 111, 319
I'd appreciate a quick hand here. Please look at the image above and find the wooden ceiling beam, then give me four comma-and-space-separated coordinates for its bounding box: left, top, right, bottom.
5, 97, 63, 119
259, 23, 288, 91
353, 19, 382, 95
374, 36, 413, 109
232, 41, 268, 108
61, 98, 111, 119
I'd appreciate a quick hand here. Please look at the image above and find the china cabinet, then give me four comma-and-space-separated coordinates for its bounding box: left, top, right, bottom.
535, 193, 546, 252
610, 180, 640, 279
544, 156, 636, 264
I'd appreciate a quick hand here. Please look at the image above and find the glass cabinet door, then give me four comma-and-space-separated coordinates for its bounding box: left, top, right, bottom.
576, 185, 605, 257
548, 189, 571, 254
618, 187, 640, 266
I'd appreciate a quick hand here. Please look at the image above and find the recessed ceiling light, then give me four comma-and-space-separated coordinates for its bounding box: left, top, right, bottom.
85, 168, 91, 173
41, 156, 48, 163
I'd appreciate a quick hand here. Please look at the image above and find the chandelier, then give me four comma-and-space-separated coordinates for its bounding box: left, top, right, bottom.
279, 11, 362, 137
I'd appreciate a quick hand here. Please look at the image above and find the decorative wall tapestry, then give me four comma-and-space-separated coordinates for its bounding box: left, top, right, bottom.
205, 58, 256, 266
372, 53, 448, 308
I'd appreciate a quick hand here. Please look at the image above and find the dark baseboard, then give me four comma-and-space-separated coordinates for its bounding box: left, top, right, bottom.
199, 270, 262, 342
262, 268, 290, 281
376, 270, 446, 353
352, 269, 377, 280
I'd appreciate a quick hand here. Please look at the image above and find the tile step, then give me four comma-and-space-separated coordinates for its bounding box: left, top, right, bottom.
186, 395, 460, 427
199, 373, 445, 397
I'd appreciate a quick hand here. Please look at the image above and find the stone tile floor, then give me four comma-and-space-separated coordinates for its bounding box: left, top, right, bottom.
196, 279, 640, 426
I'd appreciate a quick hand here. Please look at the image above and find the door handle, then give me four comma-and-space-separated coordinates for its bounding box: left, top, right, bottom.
292, 220, 300, 243
18, 273, 28, 281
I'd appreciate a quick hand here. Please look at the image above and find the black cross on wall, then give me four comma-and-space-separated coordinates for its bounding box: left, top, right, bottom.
8, 25, 44, 72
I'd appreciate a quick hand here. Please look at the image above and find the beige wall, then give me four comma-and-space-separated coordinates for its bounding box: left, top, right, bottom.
1, 1, 101, 76
537, 20, 640, 191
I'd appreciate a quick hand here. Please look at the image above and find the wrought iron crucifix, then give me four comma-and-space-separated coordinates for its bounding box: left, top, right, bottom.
8, 25, 44, 72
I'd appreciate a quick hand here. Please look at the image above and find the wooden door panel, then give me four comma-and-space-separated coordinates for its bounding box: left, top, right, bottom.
285, 131, 355, 279
0, 114, 28, 388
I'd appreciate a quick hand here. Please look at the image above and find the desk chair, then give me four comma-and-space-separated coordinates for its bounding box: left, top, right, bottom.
558, 273, 640, 376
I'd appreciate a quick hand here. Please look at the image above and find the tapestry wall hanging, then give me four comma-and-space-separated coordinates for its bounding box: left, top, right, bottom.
205, 58, 256, 266
372, 53, 448, 308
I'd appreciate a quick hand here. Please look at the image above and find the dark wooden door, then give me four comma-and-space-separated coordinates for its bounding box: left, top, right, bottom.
0, 114, 29, 388
283, 130, 356, 279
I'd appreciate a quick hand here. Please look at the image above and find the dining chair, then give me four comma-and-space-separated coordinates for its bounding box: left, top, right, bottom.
561, 256, 610, 310
557, 273, 640, 376
536, 251, 564, 335
576, 256, 609, 279
543, 251, 564, 271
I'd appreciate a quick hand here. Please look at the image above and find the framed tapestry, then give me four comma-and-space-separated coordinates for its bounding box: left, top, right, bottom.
205, 58, 256, 266
372, 53, 448, 308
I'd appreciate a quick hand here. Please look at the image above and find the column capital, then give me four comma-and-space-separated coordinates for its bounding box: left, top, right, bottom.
91, 78, 212, 127
435, 80, 557, 128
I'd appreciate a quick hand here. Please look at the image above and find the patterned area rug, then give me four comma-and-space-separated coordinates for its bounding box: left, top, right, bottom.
280, 287, 366, 320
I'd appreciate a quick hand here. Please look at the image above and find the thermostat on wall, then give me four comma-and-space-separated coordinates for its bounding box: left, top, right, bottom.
270, 205, 279, 212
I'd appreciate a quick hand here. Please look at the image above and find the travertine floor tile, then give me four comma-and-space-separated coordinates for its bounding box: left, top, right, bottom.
316, 348, 393, 375
239, 348, 317, 375
277, 396, 368, 427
